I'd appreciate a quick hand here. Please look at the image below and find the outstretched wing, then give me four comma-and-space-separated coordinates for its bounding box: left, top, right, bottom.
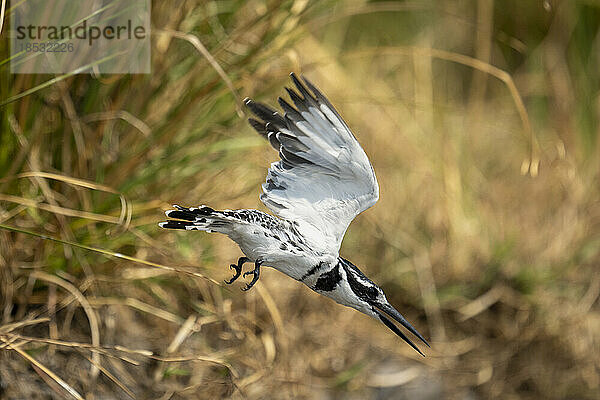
245, 73, 379, 253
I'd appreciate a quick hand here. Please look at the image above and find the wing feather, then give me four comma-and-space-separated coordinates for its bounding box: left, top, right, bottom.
245, 73, 379, 253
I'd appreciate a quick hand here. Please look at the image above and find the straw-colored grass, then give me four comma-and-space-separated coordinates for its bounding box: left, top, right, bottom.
1, 1, 599, 399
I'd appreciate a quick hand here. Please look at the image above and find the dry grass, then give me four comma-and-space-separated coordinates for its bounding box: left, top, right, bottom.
1, 0, 599, 399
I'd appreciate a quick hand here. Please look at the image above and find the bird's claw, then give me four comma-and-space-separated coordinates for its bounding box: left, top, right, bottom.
224, 257, 249, 285
224, 266, 241, 284
241, 284, 253, 291
240, 259, 262, 291
241, 271, 258, 291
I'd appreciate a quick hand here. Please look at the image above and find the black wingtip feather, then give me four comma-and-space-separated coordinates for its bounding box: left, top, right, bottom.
300, 74, 358, 139
300, 75, 336, 111
267, 131, 281, 150
290, 73, 317, 103
248, 118, 267, 136
300, 75, 321, 98
245, 98, 287, 128
285, 87, 309, 112
277, 97, 303, 121
279, 146, 312, 166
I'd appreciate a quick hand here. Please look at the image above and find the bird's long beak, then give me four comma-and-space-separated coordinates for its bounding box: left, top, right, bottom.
373, 303, 430, 356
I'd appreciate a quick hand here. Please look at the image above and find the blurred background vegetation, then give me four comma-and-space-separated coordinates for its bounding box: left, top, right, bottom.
1, 0, 599, 398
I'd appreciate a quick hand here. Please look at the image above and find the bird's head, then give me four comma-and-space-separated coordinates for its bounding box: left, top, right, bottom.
339, 257, 430, 356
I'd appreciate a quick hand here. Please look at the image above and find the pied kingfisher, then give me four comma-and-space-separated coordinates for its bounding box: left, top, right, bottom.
160, 73, 429, 355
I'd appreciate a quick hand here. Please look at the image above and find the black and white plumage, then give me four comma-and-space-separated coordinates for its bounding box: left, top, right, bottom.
160, 73, 429, 355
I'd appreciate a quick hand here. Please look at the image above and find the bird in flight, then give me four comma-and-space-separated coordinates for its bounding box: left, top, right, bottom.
160, 73, 429, 355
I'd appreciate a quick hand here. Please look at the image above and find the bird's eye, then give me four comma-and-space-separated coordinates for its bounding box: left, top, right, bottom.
368, 287, 379, 298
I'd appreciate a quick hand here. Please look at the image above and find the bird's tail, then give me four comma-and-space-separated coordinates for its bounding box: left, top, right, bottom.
159, 205, 233, 234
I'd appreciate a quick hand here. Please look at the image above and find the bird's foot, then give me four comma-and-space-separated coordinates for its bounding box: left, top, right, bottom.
241, 259, 262, 291
224, 256, 250, 284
